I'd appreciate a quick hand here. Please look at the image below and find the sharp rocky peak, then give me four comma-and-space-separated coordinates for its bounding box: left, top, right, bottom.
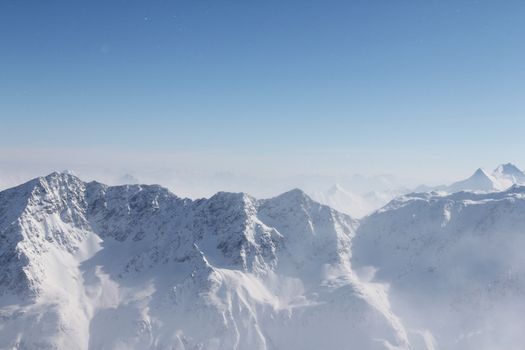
0, 173, 356, 298
471, 167, 491, 178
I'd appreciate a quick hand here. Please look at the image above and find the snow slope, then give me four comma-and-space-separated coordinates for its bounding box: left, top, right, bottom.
353, 186, 525, 349
0, 172, 413, 350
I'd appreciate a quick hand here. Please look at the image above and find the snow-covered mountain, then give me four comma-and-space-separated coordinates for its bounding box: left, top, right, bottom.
3, 171, 525, 349
447, 167, 502, 192
493, 162, 525, 187
353, 186, 525, 349
421, 163, 525, 194
307, 164, 525, 218
0, 172, 413, 350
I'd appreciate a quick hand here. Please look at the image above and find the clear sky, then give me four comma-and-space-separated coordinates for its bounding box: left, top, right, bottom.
1, 0, 524, 185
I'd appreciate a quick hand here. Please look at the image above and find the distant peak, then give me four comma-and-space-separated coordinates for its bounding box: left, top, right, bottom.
209, 191, 254, 205
471, 168, 491, 178
276, 188, 310, 200
446, 167, 500, 193
263, 188, 314, 207
494, 163, 524, 176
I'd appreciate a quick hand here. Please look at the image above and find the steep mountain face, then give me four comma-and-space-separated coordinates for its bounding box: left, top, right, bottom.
352, 186, 525, 350
0, 173, 412, 350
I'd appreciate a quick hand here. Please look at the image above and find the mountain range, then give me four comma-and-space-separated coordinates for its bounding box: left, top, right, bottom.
312, 163, 525, 218
1, 170, 525, 349
353, 186, 525, 349
0, 172, 410, 350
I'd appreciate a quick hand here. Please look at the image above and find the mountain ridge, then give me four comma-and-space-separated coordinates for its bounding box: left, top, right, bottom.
353, 184, 525, 349
0, 172, 410, 350
416, 163, 525, 194
4, 170, 525, 349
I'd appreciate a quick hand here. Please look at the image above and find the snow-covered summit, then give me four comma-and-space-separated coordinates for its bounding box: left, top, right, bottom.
446, 167, 501, 192
418, 163, 525, 195
493, 162, 525, 184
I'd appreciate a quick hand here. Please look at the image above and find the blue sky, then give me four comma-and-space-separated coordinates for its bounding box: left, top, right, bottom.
1, 0, 524, 181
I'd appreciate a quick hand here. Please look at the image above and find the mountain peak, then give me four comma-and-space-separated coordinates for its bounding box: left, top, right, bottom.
471, 168, 490, 178
447, 167, 499, 193
494, 163, 525, 177
269, 188, 313, 204
39, 170, 83, 185
415, 163, 525, 194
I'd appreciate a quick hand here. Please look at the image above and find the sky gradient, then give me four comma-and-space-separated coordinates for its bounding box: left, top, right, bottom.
1, 0, 524, 185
